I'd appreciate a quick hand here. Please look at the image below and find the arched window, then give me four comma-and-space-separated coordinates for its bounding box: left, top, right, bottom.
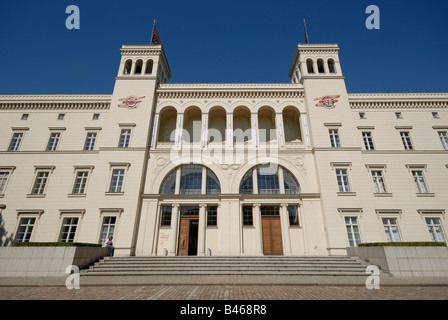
238, 164, 300, 195
239, 170, 253, 194
134, 60, 143, 74
145, 60, 153, 74
317, 59, 325, 74
160, 169, 177, 194
306, 59, 314, 74
328, 59, 336, 73
206, 169, 221, 194
123, 60, 132, 75
159, 165, 221, 195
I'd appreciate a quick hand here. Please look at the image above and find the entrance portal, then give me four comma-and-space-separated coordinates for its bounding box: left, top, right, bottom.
177, 206, 200, 256
261, 206, 283, 255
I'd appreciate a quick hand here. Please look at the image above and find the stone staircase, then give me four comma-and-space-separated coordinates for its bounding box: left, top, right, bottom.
81, 256, 372, 276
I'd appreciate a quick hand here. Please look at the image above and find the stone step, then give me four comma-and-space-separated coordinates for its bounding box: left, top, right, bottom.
81, 255, 372, 277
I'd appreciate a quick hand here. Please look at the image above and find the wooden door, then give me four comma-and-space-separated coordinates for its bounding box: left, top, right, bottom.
177, 218, 190, 256
262, 216, 283, 255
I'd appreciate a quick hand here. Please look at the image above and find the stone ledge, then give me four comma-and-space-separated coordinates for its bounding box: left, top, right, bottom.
0, 246, 109, 277
347, 246, 448, 277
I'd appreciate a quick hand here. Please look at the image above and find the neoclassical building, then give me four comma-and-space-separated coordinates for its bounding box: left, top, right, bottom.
0, 40, 447, 257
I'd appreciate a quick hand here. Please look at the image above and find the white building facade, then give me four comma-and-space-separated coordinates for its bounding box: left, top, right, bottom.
0, 42, 447, 257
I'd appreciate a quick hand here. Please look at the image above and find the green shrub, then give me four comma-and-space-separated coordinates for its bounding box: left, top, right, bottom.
358, 242, 446, 247
13, 242, 101, 247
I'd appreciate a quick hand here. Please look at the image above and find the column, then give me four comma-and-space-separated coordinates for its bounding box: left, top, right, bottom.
197, 203, 207, 256
151, 203, 161, 256
280, 204, 292, 256
276, 113, 284, 147
313, 61, 318, 75
323, 60, 329, 74
251, 113, 258, 147
253, 203, 263, 256
175, 113, 183, 148
168, 204, 180, 256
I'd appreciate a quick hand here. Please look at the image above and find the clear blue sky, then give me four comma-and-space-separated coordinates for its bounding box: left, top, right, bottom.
0, 0, 447, 94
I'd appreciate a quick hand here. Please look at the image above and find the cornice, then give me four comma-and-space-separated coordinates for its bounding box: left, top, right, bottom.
0, 94, 111, 110
349, 92, 448, 109
157, 83, 304, 100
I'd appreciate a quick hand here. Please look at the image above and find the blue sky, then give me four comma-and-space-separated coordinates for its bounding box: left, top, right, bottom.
0, 0, 447, 94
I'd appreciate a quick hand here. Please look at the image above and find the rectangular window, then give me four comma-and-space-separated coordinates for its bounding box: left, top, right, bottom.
432, 112, 440, 119
0, 172, 10, 194
207, 206, 218, 227
59, 217, 78, 242
21, 114, 29, 120
58, 113, 65, 120
412, 170, 429, 193
329, 129, 341, 147
359, 112, 366, 119
371, 170, 387, 193
438, 131, 448, 150
72, 171, 89, 194
362, 132, 375, 150
160, 206, 172, 226
109, 169, 125, 193
426, 218, 446, 242
345, 217, 361, 247
242, 206, 253, 226
400, 131, 413, 150
46, 132, 61, 151
15, 217, 36, 242
99, 217, 116, 245
32, 171, 50, 195
93, 113, 100, 120
118, 129, 131, 148
8, 133, 23, 151
395, 112, 403, 119
84, 132, 97, 151
382, 218, 401, 242
336, 169, 351, 192
288, 206, 299, 226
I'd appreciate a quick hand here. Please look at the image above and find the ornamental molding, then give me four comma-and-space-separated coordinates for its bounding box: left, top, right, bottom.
120, 44, 163, 56
157, 84, 304, 100
0, 95, 111, 110
349, 92, 448, 109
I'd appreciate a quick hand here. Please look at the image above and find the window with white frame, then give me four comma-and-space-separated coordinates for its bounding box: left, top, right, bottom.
99, 216, 116, 245
59, 217, 79, 242
118, 129, 132, 148
412, 170, 429, 193
371, 170, 387, 193
109, 169, 125, 193
72, 171, 89, 194
362, 132, 375, 150
0, 167, 15, 195
107, 163, 130, 194
438, 131, 448, 150
0, 172, 9, 195
345, 216, 362, 247
31, 171, 50, 195
382, 218, 402, 242
8, 132, 24, 151
400, 131, 413, 150
426, 218, 446, 242
335, 168, 351, 192
84, 132, 97, 151
46, 132, 61, 151
329, 129, 341, 147
14, 217, 36, 243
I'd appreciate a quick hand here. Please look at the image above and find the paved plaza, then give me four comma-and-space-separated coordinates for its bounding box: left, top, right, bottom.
1, 275, 448, 300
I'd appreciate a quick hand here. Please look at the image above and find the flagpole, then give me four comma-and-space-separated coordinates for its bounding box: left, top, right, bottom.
303, 19, 309, 44
150, 19, 156, 44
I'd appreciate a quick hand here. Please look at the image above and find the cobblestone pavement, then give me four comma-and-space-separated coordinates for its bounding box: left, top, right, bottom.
0, 284, 447, 300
